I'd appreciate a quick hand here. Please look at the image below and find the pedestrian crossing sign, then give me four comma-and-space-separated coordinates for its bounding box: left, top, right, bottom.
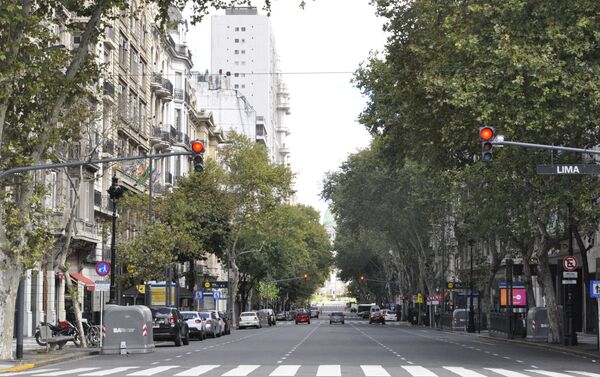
590, 280, 600, 299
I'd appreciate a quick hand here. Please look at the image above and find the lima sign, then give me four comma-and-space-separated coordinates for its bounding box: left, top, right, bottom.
537, 164, 600, 175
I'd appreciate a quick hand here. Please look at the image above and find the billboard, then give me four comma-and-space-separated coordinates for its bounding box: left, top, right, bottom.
500, 288, 527, 306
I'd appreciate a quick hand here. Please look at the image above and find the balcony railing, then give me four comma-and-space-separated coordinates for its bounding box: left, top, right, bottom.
174, 44, 192, 61
103, 81, 115, 97
169, 125, 177, 143
104, 140, 114, 155
174, 88, 184, 101
151, 73, 174, 97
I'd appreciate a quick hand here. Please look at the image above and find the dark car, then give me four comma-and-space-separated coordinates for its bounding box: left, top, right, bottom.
218, 311, 232, 335
369, 310, 386, 325
151, 307, 190, 346
295, 309, 310, 325
276, 311, 287, 321
329, 311, 345, 325
287, 310, 297, 321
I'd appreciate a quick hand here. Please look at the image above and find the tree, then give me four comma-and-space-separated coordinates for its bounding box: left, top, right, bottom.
0, 0, 302, 360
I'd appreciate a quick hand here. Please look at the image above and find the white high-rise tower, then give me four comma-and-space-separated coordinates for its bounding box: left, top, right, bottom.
211, 7, 291, 164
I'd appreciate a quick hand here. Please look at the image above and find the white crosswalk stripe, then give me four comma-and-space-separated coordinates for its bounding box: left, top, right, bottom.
402, 366, 438, 377
269, 365, 301, 377
360, 365, 390, 377
444, 367, 488, 377
526, 371, 577, 377
565, 372, 600, 377
33, 368, 100, 376
174, 366, 220, 376
316, 365, 341, 377
485, 369, 532, 377
221, 365, 260, 377
81, 368, 139, 376
127, 366, 179, 376
0, 369, 59, 376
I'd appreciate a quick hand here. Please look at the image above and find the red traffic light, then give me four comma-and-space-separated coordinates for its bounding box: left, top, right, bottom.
303, 273, 309, 281
479, 127, 495, 141
191, 140, 204, 154
359, 275, 365, 283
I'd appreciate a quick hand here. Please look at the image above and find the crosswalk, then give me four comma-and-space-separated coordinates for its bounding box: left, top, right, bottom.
2, 366, 599, 377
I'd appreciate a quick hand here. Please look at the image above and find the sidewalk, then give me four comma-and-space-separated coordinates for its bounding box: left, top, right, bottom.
0, 339, 98, 373
435, 326, 600, 359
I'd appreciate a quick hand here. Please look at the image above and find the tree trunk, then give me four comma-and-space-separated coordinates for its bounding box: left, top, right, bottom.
482, 242, 502, 330
0, 256, 23, 359
537, 251, 561, 343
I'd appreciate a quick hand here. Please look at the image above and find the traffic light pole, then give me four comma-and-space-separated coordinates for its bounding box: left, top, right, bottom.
493, 139, 600, 156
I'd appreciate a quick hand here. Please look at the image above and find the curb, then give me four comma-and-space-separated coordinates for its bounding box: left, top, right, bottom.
0, 350, 98, 374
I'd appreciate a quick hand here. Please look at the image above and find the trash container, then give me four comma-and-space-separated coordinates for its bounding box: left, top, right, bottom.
102, 305, 155, 355
452, 309, 468, 331
526, 307, 549, 343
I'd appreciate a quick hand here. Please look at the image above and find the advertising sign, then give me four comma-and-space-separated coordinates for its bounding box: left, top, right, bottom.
150, 284, 175, 306
500, 288, 527, 306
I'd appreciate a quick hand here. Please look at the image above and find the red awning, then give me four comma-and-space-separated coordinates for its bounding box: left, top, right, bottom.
70, 272, 94, 285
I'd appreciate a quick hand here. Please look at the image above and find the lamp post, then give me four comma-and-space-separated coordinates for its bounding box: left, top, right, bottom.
107, 175, 124, 305
467, 239, 476, 333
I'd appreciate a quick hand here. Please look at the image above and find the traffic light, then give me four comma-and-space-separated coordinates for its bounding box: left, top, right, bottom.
479, 127, 495, 162
359, 275, 365, 284
191, 140, 205, 172
303, 273, 309, 281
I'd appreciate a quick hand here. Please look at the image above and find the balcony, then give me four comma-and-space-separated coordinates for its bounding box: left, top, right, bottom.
279, 145, 291, 155
175, 131, 189, 147
73, 218, 100, 244
169, 125, 177, 144
174, 44, 193, 63
103, 27, 117, 50
256, 123, 267, 146
150, 126, 170, 150
151, 73, 173, 100
174, 88, 184, 101
103, 81, 115, 104
276, 125, 290, 135
103, 139, 115, 156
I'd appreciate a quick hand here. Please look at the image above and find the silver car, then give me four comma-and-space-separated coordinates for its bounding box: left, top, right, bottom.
239, 311, 261, 329
329, 311, 345, 325
199, 311, 222, 337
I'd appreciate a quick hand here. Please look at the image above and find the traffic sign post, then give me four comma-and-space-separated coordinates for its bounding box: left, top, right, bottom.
562, 256, 578, 271
591, 281, 600, 351
95, 261, 111, 277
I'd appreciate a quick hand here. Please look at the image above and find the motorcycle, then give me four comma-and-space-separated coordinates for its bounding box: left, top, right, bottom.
35, 320, 81, 347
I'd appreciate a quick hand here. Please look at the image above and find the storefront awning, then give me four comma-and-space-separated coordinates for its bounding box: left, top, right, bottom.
70, 272, 95, 291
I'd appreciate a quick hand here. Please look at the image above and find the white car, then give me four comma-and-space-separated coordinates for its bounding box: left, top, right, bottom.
239, 311, 261, 329
382, 309, 397, 321
181, 311, 206, 340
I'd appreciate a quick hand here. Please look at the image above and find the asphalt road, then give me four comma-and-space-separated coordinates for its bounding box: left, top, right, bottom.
2, 315, 599, 377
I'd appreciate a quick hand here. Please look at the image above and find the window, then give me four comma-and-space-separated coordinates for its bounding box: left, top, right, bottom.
73, 34, 81, 47
45, 172, 58, 210
140, 60, 146, 85
130, 48, 139, 78
241, 73, 246, 78
241, 38, 245, 43
175, 109, 182, 131
119, 33, 128, 66
118, 81, 126, 115
234, 50, 239, 54
234, 84, 239, 89
234, 73, 239, 77
235, 27, 239, 31
139, 102, 146, 131
234, 38, 239, 43
175, 72, 183, 90
234, 61, 239, 66
241, 61, 246, 66
129, 91, 137, 124
241, 27, 246, 31
241, 50, 245, 54
241, 84, 245, 88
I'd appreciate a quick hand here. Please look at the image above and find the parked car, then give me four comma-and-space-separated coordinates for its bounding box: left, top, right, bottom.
276, 311, 287, 321
151, 307, 190, 346
310, 307, 320, 318
287, 310, 297, 321
199, 311, 222, 337
369, 308, 386, 325
295, 309, 310, 325
329, 311, 345, 325
239, 311, 261, 329
382, 309, 397, 321
259, 309, 276, 326
181, 311, 206, 340
218, 311, 232, 335
208, 310, 226, 336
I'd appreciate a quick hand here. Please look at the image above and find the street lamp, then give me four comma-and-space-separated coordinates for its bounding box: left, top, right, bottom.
467, 239, 476, 333
107, 175, 124, 305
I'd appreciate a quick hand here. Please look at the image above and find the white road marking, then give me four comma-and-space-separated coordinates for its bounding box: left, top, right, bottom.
485, 368, 532, 377
361, 365, 390, 377
127, 366, 179, 376
566, 373, 600, 377
269, 365, 300, 376
444, 367, 488, 377
221, 365, 260, 377
401, 366, 437, 377
81, 368, 139, 376
526, 371, 576, 377
33, 368, 100, 376
316, 365, 341, 377
174, 365, 220, 376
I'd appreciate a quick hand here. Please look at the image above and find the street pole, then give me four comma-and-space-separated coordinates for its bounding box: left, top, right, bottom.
16, 277, 24, 359
227, 249, 233, 327
506, 258, 514, 339
108, 175, 123, 305
468, 239, 475, 333
564, 212, 578, 346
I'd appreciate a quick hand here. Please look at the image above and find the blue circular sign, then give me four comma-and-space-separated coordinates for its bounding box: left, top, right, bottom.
95, 261, 111, 277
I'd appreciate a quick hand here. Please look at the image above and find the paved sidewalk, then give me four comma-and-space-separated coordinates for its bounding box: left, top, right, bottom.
0, 343, 98, 373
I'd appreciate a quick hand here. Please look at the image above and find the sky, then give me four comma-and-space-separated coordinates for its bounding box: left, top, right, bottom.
185, 0, 388, 218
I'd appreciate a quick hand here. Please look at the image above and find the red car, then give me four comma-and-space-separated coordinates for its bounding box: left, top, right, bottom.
295, 309, 310, 325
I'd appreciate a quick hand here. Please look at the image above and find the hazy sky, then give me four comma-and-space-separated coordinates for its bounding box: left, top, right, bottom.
186, 0, 388, 218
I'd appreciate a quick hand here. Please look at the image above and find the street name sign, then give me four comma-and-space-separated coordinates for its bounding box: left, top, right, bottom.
95, 281, 110, 292
563, 271, 578, 278
562, 279, 577, 285
537, 164, 600, 175
212, 281, 229, 289
562, 256, 578, 271
590, 280, 600, 299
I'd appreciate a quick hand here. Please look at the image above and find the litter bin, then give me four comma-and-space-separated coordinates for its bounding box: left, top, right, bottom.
526, 307, 549, 343
452, 309, 468, 331
102, 305, 155, 354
